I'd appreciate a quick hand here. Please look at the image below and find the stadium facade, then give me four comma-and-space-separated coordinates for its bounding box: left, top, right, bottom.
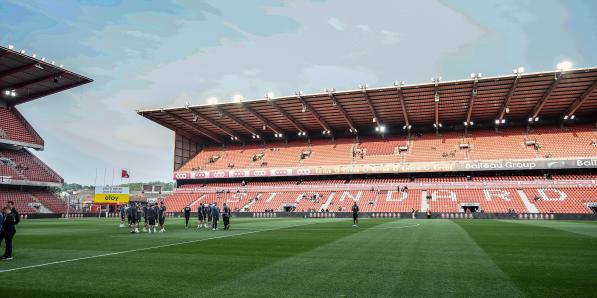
141, 66, 597, 216
0, 45, 92, 215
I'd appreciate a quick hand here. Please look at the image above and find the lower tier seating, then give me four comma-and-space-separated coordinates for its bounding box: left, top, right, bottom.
0, 188, 66, 214
164, 183, 597, 214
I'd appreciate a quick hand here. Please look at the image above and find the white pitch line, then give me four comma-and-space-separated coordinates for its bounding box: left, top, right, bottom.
0, 220, 325, 274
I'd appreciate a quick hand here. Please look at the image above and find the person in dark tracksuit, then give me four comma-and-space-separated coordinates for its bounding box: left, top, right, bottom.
206, 204, 213, 228
222, 203, 231, 230
352, 202, 359, 227
7, 201, 19, 225
142, 204, 149, 232
147, 204, 158, 233
183, 206, 191, 228
211, 203, 220, 231
158, 202, 167, 232
128, 203, 138, 233
197, 203, 206, 229
0, 206, 17, 260
119, 205, 126, 228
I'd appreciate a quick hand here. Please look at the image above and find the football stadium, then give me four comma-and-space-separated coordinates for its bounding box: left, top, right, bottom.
1, 2, 597, 297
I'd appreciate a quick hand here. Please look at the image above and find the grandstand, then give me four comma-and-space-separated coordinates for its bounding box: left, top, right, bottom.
139, 66, 597, 215
0, 45, 92, 214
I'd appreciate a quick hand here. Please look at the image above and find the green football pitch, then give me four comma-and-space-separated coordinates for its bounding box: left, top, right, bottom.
0, 217, 596, 297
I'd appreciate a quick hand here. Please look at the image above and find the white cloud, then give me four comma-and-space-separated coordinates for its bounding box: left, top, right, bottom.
327, 17, 344, 31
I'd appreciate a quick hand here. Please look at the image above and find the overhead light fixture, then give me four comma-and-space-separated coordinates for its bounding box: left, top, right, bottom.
4, 90, 10, 96
528, 117, 533, 123
232, 94, 243, 102
20, 50, 25, 54
207, 97, 218, 105
570, 115, 575, 120
8, 44, 14, 50
535, 117, 539, 122
470, 73, 482, 79
494, 119, 500, 125
359, 84, 368, 90
41, 58, 45, 62
563, 115, 569, 120
32, 53, 36, 58
439, 123, 443, 128
513, 66, 525, 74
501, 119, 506, 124
11, 91, 16, 97
556, 60, 573, 71
34, 64, 44, 70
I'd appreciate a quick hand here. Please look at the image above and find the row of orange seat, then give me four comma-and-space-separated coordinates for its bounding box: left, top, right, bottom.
178, 125, 596, 171
164, 183, 597, 214
0, 107, 43, 146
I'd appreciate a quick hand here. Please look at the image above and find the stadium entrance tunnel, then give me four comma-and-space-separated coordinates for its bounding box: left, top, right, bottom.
589, 203, 597, 214
460, 203, 480, 213
282, 203, 297, 212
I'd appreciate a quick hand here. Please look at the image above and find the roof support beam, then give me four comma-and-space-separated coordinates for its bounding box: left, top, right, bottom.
189, 108, 242, 142
0, 63, 37, 80
327, 91, 356, 132
8, 80, 89, 106
215, 107, 258, 136
498, 74, 521, 120
466, 77, 479, 124
139, 112, 203, 143
395, 83, 410, 127
240, 103, 284, 135
530, 72, 565, 119
267, 99, 307, 133
360, 86, 379, 124
162, 110, 224, 144
5, 72, 66, 91
564, 79, 597, 117
433, 80, 440, 127
296, 93, 332, 134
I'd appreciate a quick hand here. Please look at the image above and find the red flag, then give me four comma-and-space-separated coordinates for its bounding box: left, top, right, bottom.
121, 169, 130, 178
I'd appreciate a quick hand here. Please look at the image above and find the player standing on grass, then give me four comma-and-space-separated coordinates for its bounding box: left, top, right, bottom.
147, 204, 157, 233
183, 205, 191, 228
128, 203, 138, 233
352, 201, 359, 227
119, 205, 126, 228
211, 203, 220, 231
222, 203, 231, 230
0, 206, 17, 260
142, 204, 149, 232
158, 202, 167, 232
206, 203, 213, 228
197, 203, 205, 229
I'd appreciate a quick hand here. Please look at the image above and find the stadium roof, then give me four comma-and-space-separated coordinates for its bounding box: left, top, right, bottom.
0, 45, 93, 106
139, 66, 597, 144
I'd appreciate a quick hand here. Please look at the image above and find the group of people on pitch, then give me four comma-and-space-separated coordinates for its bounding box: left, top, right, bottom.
120, 202, 167, 233
0, 201, 19, 260
192, 202, 231, 231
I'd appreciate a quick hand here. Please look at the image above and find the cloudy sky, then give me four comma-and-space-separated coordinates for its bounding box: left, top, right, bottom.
1, 0, 596, 185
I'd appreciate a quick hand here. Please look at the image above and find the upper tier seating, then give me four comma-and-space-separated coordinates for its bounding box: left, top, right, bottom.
0, 107, 43, 146
177, 125, 596, 171
0, 149, 63, 183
